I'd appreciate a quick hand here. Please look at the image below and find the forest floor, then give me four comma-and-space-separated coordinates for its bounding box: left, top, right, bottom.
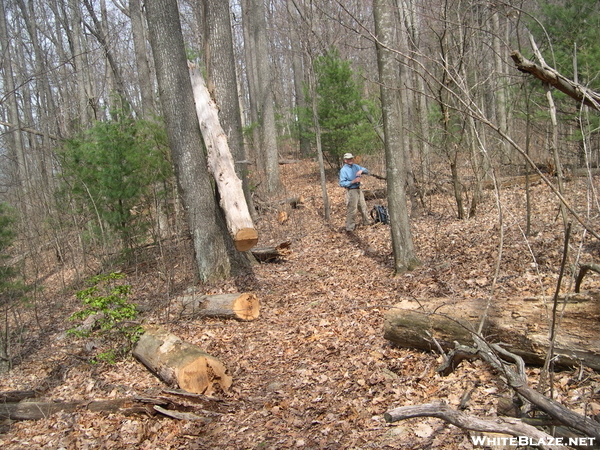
1, 159, 600, 449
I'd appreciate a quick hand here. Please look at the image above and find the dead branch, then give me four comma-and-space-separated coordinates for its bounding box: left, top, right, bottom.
441, 335, 600, 441
153, 405, 206, 421
511, 50, 600, 111
384, 402, 564, 450
575, 263, 600, 293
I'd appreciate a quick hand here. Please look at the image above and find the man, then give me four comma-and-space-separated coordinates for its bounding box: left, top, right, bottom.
339, 153, 370, 232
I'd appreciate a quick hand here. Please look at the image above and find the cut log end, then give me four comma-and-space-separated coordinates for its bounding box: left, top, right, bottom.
234, 228, 259, 252
179, 356, 232, 395
231, 292, 260, 321
133, 326, 233, 395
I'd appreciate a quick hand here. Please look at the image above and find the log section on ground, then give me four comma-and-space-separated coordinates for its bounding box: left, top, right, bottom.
251, 240, 292, 263
133, 325, 232, 395
189, 64, 257, 252
383, 291, 600, 371
0, 398, 153, 420
175, 292, 260, 321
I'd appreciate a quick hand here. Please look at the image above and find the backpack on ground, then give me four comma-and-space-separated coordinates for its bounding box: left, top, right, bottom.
370, 205, 390, 225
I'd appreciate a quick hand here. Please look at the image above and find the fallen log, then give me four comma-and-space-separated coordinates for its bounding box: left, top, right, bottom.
251, 241, 292, 263
0, 398, 154, 420
189, 64, 258, 252
0, 389, 39, 403
363, 188, 387, 201
383, 293, 600, 371
176, 292, 260, 321
133, 325, 232, 395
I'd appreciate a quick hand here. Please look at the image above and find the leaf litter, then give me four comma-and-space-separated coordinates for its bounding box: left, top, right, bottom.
0, 160, 599, 449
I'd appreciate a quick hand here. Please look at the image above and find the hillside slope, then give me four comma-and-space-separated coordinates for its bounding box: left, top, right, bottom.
1, 160, 599, 449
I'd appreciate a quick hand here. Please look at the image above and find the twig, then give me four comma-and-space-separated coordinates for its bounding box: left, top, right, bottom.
541, 222, 572, 396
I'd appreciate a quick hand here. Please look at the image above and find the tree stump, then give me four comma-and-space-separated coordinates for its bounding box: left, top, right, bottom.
176, 292, 260, 321
133, 325, 232, 395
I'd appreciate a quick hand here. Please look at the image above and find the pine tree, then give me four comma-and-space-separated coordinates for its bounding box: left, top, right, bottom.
304, 49, 379, 166
58, 110, 172, 253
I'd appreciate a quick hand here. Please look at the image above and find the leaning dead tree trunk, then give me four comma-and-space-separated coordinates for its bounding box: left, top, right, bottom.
133, 325, 232, 395
383, 293, 600, 371
176, 292, 260, 321
189, 64, 258, 252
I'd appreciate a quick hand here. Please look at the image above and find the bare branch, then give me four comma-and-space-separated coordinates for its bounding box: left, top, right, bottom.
384, 402, 564, 450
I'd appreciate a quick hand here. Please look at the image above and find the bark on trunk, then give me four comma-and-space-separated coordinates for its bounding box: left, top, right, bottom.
176, 292, 260, 321
133, 325, 232, 395
373, 0, 419, 273
146, 0, 233, 281
189, 65, 258, 252
383, 291, 600, 371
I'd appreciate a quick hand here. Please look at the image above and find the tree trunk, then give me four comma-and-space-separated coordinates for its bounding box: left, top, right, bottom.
244, 0, 282, 195
286, 0, 311, 158
133, 325, 232, 395
130, 0, 156, 119
373, 0, 420, 273
0, 0, 28, 197
308, 60, 330, 221
145, 0, 234, 282
383, 291, 600, 371
176, 292, 260, 321
202, 0, 255, 219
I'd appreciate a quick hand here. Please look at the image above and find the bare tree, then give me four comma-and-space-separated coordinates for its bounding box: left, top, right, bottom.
373, 0, 419, 273
242, 0, 282, 196
145, 0, 241, 282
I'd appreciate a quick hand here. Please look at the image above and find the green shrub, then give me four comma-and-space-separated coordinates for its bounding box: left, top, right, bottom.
68, 272, 142, 364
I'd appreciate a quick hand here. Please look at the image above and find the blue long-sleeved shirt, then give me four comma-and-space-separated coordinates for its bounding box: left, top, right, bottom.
339, 163, 369, 189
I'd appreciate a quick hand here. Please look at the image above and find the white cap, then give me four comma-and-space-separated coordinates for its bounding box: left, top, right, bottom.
343, 153, 354, 160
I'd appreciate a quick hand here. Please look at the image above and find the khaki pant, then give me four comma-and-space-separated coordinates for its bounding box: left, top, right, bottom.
345, 188, 369, 231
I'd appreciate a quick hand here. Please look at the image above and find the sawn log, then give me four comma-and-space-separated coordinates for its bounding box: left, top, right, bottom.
176, 292, 260, 321
133, 325, 232, 395
383, 292, 600, 371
